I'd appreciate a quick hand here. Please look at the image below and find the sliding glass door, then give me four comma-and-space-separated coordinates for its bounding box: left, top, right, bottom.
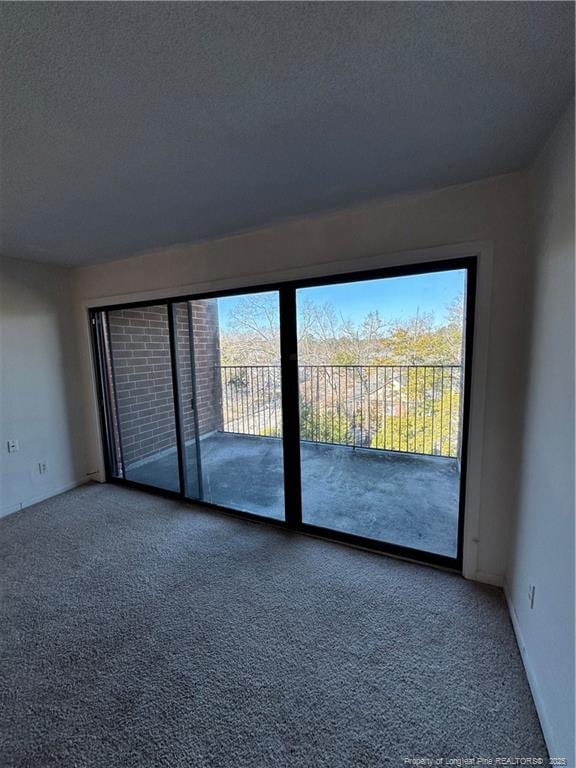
91, 258, 474, 567
295, 269, 468, 558
103, 304, 182, 493
96, 293, 284, 518
172, 292, 284, 519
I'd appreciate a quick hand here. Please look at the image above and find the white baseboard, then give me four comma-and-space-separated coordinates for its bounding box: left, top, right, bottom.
504, 583, 558, 760
0, 478, 88, 519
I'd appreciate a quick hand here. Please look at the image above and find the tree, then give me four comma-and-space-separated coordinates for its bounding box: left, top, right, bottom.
370, 373, 461, 457
220, 293, 464, 367
220, 293, 280, 364
218, 291, 465, 457
300, 397, 350, 444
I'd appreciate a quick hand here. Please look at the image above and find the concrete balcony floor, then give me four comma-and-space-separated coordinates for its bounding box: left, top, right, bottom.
125, 432, 460, 558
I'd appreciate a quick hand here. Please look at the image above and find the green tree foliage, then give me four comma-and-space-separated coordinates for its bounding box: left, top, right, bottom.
376, 300, 464, 365
300, 398, 350, 444
260, 426, 281, 438
371, 387, 461, 457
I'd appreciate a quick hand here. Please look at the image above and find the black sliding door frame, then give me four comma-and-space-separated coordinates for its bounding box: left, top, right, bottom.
90, 256, 476, 572
90, 312, 123, 478
279, 287, 303, 528
167, 303, 187, 497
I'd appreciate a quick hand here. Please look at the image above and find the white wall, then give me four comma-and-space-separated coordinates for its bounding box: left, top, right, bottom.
0, 255, 87, 516
506, 106, 575, 762
74, 171, 532, 585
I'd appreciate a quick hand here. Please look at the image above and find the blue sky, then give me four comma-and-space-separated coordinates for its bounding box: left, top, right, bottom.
218, 269, 466, 329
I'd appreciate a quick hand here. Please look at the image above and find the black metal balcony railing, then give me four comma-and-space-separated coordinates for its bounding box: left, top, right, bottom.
218, 364, 463, 459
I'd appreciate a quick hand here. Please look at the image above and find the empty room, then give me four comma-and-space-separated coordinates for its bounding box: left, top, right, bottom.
0, 2, 574, 766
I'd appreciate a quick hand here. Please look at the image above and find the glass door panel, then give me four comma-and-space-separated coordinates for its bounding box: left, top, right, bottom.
106, 304, 181, 493
181, 292, 285, 519
296, 268, 468, 558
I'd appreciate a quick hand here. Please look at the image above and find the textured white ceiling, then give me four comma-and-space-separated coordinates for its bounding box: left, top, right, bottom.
0, 2, 573, 266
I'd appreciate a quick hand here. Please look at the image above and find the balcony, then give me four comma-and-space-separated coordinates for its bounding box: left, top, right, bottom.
125, 364, 462, 558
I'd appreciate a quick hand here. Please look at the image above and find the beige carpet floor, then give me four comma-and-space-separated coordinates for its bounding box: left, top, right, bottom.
0, 483, 547, 767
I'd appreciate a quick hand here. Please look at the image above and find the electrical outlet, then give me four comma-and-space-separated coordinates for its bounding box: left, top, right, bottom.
7, 440, 19, 453
38, 462, 48, 475
528, 584, 535, 610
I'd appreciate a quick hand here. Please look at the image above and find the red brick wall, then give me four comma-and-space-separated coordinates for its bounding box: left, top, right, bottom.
108, 301, 221, 468
190, 300, 223, 436
174, 299, 223, 445
108, 306, 177, 467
